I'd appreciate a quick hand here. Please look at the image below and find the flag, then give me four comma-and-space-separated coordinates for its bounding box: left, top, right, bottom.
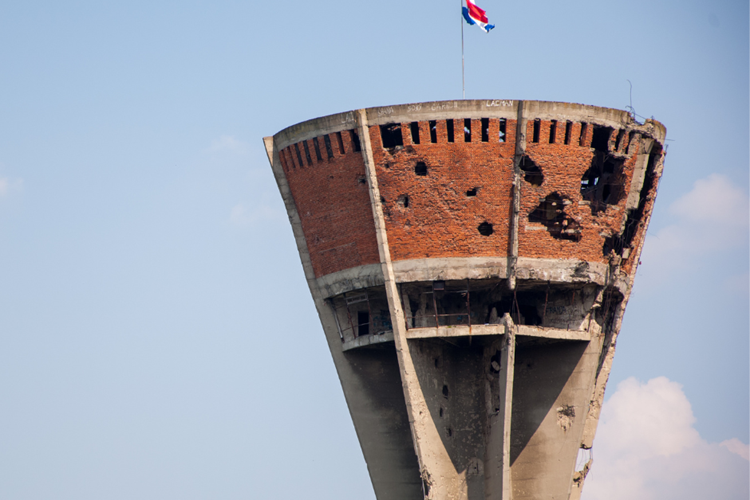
462, 0, 495, 33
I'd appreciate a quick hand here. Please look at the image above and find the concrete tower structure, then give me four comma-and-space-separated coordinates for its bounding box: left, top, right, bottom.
263, 100, 666, 500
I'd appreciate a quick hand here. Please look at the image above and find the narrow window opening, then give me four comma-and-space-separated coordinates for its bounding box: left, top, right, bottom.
283, 148, 295, 169
439, 407, 444, 417
520, 155, 544, 186
466, 187, 478, 197
350, 129, 361, 152
294, 143, 304, 168
549, 120, 557, 144
357, 311, 370, 336
481, 118, 490, 142
447, 427, 453, 437
312, 137, 323, 162
614, 129, 626, 151
302, 141, 313, 166
464, 119, 471, 142
578, 122, 588, 146
478, 221, 494, 236
499, 118, 507, 142
429, 120, 438, 143
532, 119, 541, 143
446, 120, 455, 143
336, 131, 345, 154
442, 385, 450, 398
410, 122, 421, 145
323, 135, 334, 159
415, 162, 428, 176
590, 125, 613, 153
379, 124, 403, 149
564, 121, 572, 145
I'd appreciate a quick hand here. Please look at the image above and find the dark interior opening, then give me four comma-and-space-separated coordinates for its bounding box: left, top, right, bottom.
429, 120, 438, 143
302, 141, 313, 166
529, 192, 582, 241
564, 121, 572, 145
466, 187, 478, 197
464, 119, 472, 142
481, 118, 490, 142
581, 153, 626, 215
590, 125, 614, 153
312, 137, 323, 161
478, 221, 494, 236
614, 129, 626, 152
532, 119, 541, 143
446, 120, 454, 143
294, 143, 304, 167
357, 311, 370, 336
349, 129, 361, 152
323, 134, 334, 159
578, 123, 588, 146
410, 122, 420, 145
520, 155, 544, 186
549, 120, 557, 144
336, 131, 345, 154
380, 124, 403, 149
398, 194, 409, 208
415, 162, 428, 176
499, 118, 507, 142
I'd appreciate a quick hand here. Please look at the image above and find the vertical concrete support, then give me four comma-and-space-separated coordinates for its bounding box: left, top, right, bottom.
484, 319, 516, 500
508, 101, 527, 290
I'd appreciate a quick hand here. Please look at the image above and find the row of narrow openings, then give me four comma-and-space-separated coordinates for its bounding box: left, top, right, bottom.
530, 120, 633, 154
284, 129, 361, 169
381, 118, 507, 148
533, 119, 579, 145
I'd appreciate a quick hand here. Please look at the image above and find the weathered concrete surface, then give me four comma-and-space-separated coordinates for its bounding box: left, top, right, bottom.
264, 100, 666, 500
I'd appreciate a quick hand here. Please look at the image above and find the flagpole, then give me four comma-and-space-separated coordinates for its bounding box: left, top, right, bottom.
461, 0, 465, 99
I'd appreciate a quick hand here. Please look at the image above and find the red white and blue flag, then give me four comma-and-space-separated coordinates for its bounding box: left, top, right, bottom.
462, 0, 495, 33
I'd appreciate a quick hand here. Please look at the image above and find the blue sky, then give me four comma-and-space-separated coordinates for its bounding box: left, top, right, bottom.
0, 1, 747, 498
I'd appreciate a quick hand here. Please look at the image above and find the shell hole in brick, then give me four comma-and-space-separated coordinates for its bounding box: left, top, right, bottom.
442, 385, 450, 398
564, 121, 572, 145
581, 154, 625, 215
415, 162, 428, 176
499, 118, 507, 142
397, 194, 409, 208
464, 119, 472, 142
590, 125, 614, 153
349, 129, 361, 152
446, 119, 455, 143
410, 122, 420, 145
357, 176, 366, 185
549, 120, 557, 144
380, 124, 403, 149
481, 118, 490, 142
532, 119, 541, 143
429, 120, 438, 143
466, 187, 479, 197
528, 192, 581, 241
520, 155, 544, 186
323, 134, 334, 159
478, 221, 494, 236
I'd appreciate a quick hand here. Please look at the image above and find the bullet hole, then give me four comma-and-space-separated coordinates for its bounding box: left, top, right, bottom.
478, 221, 494, 236
323, 134, 334, 159
410, 122, 420, 145
532, 119, 541, 143
499, 118, 507, 142
439, 407, 444, 417
380, 124, 403, 149
294, 143, 304, 168
349, 129, 361, 152
466, 187, 478, 197
590, 125, 614, 153
557, 405, 575, 432
564, 121, 572, 145
464, 119, 472, 142
520, 155, 544, 186
380, 196, 385, 203
578, 122, 588, 146
447, 427, 453, 437
446, 119, 455, 143
357, 176, 366, 185
581, 154, 626, 215
529, 192, 582, 241
429, 120, 438, 143
549, 120, 557, 144
397, 195, 409, 208
312, 137, 323, 162
336, 131, 345, 154
302, 141, 313, 166
415, 162, 428, 176
434, 356, 442, 368
442, 385, 450, 398
481, 118, 489, 142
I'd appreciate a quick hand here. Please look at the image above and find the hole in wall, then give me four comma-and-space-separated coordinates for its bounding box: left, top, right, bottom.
447, 427, 453, 437
442, 385, 450, 398
520, 155, 544, 186
429, 120, 438, 143
336, 131, 345, 154
313, 137, 323, 161
446, 120, 455, 143
590, 125, 614, 153
323, 135, 334, 159
357, 176, 366, 185
528, 192, 582, 241
499, 118, 507, 142
466, 187, 478, 197
397, 194, 409, 208
481, 118, 489, 142
578, 122, 588, 146
532, 119, 541, 143
614, 129, 625, 151
581, 154, 626, 215
357, 311, 370, 336
349, 129, 361, 152
415, 162, 428, 176
549, 120, 557, 144
302, 141, 313, 166
464, 119, 472, 142
439, 407, 444, 418
294, 143, 304, 167
564, 121, 572, 145
434, 357, 441, 368
410, 122, 420, 145
380, 124, 403, 149
478, 221, 494, 236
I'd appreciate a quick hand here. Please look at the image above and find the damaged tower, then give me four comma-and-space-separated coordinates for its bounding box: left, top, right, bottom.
263, 100, 666, 500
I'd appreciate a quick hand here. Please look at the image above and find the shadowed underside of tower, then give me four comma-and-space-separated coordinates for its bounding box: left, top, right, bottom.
263, 100, 666, 500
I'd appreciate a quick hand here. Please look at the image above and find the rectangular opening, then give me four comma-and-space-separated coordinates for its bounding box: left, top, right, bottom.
481, 118, 489, 142
579, 122, 588, 146
312, 137, 323, 161
464, 118, 472, 142
564, 121, 572, 145
549, 120, 557, 144
532, 119, 541, 143
614, 129, 626, 151
336, 131, 345, 154
429, 120, 437, 143
446, 120, 454, 143
350, 129, 361, 152
499, 119, 506, 142
282, 148, 295, 169
379, 124, 403, 149
357, 311, 370, 336
294, 143, 304, 168
302, 140, 313, 165
323, 134, 334, 159
410, 122, 420, 145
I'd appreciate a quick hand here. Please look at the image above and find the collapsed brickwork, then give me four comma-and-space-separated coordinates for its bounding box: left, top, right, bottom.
265, 100, 666, 500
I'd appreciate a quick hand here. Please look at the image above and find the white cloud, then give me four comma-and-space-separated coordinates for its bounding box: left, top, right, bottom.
228, 202, 283, 227
207, 135, 250, 154
582, 377, 749, 500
